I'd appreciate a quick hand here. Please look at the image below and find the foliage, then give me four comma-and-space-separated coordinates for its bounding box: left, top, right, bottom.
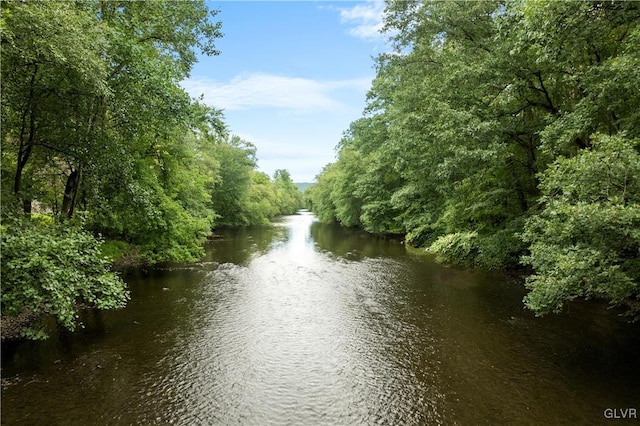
1, 217, 130, 339
1, 0, 223, 259
523, 135, 640, 319
209, 135, 258, 226
273, 169, 304, 215
246, 172, 280, 225
0, 0, 304, 338
306, 164, 339, 223
309, 0, 640, 318
428, 231, 479, 268
100, 240, 136, 264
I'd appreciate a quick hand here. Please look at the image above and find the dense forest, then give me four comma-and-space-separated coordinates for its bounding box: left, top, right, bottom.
307, 0, 640, 320
0, 1, 302, 339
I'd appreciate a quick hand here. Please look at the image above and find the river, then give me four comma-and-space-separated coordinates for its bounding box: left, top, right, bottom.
2, 211, 639, 424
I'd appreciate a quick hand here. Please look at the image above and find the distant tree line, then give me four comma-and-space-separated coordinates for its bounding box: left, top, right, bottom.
307, 0, 640, 320
0, 0, 302, 339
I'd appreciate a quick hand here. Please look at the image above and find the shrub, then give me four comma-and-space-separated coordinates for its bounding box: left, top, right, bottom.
1, 217, 130, 339
522, 134, 640, 320
428, 231, 479, 267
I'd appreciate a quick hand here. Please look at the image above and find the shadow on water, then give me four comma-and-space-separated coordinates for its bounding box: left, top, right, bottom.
405, 259, 640, 424
203, 224, 289, 265
310, 221, 406, 261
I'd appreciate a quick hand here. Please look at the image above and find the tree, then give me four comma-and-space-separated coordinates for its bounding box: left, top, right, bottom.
1, 0, 110, 215
209, 135, 258, 226
78, 0, 223, 258
246, 171, 279, 225
522, 134, 640, 320
307, 164, 339, 223
273, 169, 303, 215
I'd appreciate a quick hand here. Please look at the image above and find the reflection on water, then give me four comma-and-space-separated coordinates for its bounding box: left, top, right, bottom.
2, 211, 639, 425
203, 224, 289, 265
310, 220, 407, 261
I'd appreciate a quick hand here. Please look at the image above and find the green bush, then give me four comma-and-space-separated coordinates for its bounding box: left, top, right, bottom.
522, 134, 640, 320
405, 224, 435, 247
30, 212, 54, 226
475, 219, 528, 270
100, 239, 138, 265
428, 231, 479, 267
1, 218, 130, 339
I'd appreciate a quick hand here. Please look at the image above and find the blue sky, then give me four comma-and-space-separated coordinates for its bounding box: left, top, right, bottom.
182, 0, 389, 182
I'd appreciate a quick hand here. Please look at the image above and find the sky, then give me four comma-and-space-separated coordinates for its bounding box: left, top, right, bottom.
181, 0, 390, 183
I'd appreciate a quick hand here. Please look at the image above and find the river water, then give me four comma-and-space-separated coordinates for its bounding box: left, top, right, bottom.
2, 211, 639, 425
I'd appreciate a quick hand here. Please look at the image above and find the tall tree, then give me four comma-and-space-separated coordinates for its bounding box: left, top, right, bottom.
209, 136, 258, 226
273, 169, 303, 215
1, 1, 110, 214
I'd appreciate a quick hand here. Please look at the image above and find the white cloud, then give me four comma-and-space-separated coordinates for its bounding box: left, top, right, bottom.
337, 0, 386, 41
233, 132, 322, 160
182, 73, 371, 112
232, 131, 337, 182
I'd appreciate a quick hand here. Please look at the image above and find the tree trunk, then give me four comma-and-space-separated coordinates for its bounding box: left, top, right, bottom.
61, 167, 82, 219
22, 199, 32, 215
14, 65, 39, 214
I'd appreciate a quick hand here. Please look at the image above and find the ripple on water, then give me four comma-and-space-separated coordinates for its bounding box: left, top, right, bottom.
149, 245, 446, 424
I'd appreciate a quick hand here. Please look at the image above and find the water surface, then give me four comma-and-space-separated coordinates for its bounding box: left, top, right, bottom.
2, 211, 639, 424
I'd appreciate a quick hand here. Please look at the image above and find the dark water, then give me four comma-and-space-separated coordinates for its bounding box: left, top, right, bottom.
2, 211, 639, 425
